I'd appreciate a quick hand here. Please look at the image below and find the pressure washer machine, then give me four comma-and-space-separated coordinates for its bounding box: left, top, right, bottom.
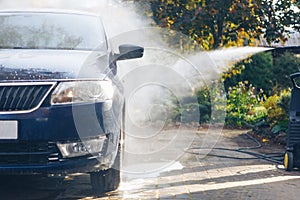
284, 72, 300, 171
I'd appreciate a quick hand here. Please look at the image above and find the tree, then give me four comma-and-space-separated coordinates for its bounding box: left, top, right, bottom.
272, 52, 300, 91
224, 51, 300, 95
131, 0, 300, 50
224, 52, 273, 95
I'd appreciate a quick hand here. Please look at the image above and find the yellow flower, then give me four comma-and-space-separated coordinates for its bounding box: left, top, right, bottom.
262, 138, 269, 143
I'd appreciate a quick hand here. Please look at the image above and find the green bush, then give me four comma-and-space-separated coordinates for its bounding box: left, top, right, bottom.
167, 86, 213, 124
224, 52, 273, 95
167, 90, 210, 124
224, 51, 300, 96
168, 49, 298, 128
272, 52, 300, 92
263, 89, 291, 134
195, 87, 211, 124
223, 50, 298, 132
169, 82, 268, 127
226, 81, 267, 127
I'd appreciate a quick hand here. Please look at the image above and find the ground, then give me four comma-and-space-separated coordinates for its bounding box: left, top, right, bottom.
0, 128, 300, 200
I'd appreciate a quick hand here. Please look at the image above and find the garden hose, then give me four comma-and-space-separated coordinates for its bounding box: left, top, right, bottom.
185, 132, 285, 165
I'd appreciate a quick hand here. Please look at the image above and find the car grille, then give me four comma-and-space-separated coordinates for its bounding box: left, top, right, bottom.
0, 142, 60, 165
0, 83, 55, 112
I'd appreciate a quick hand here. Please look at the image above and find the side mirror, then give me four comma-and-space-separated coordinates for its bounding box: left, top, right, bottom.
116, 44, 144, 61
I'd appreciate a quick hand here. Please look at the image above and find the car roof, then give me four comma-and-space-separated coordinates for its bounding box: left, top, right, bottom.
0, 9, 99, 17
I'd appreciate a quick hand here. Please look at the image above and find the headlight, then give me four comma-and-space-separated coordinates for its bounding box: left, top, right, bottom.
57, 137, 106, 158
51, 80, 114, 105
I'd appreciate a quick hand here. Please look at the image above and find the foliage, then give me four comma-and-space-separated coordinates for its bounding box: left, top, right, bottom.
276, 89, 291, 116
223, 52, 297, 130
272, 52, 300, 92
223, 62, 246, 80
167, 81, 290, 131
226, 81, 266, 127
125, 0, 300, 132
262, 89, 291, 133
169, 87, 211, 124
130, 0, 300, 50
224, 51, 300, 96
224, 52, 273, 94
195, 87, 211, 123
167, 81, 267, 127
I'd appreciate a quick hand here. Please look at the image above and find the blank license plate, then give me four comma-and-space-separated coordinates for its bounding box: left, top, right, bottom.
0, 121, 18, 139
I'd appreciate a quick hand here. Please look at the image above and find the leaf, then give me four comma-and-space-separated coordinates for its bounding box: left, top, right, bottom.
133, 0, 300, 49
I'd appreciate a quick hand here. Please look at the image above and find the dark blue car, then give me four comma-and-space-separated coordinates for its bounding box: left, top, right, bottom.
0, 10, 143, 194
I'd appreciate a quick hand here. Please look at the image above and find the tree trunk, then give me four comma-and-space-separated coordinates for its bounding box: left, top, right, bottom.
210, 23, 220, 49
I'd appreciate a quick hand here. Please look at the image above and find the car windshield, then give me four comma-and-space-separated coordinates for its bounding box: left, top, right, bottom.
0, 12, 106, 51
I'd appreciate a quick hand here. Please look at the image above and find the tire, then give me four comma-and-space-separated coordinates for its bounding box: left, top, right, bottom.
284, 151, 294, 171
90, 146, 121, 195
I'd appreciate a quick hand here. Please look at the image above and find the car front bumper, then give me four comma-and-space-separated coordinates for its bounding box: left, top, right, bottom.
0, 102, 119, 175
0, 155, 107, 175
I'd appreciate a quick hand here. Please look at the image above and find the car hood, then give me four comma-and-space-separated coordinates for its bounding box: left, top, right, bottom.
0, 49, 109, 81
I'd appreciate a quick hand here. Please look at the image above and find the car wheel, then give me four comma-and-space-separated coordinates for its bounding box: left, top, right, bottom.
90, 146, 121, 195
